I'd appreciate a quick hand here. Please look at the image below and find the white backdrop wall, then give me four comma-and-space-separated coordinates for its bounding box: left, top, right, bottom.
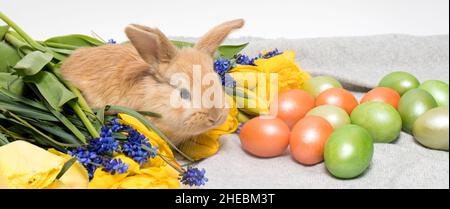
1, 0, 449, 41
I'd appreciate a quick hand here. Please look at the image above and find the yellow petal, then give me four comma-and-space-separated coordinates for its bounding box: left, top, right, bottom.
229, 72, 259, 89
87, 154, 144, 189
114, 154, 141, 175
110, 164, 179, 189
113, 175, 160, 189
46, 149, 89, 189
44, 180, 70, 189
180, 134, 220, 161
251, 50, 311, 95
0, 141, 66, 189
88, 169, 128, 189
229, 65, 259, 73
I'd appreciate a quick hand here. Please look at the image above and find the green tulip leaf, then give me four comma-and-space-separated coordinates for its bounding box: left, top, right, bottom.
0, 41, 21, 73
30, 121, 82, 145
13, 51, 53, 76
24, 71, 76, 111
171, 40, 195, 49
0, 25, 9, 40
56, 157, 77, 180
0, 132, 9, 146
0, 100, 58, 122
0, 87, 47, 111
171, 40, 248, 59
217, 42, 248, 59
44, 34, 104, 48
0, 72, 24, 95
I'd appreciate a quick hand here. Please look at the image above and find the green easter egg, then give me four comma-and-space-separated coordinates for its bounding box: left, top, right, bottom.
306, 105, 350, 129
302, 76, 343, 98
418, 80, 449, 107
413, 107, 449, 151
324, 125, 374, 179
398, 89, 438, 133
351, 102, 402, 143
378, 71, 420, 95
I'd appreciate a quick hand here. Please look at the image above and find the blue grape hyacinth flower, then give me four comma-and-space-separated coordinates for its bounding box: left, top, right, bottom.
214, 58, 232, 76
121, 129, 156, 165
180, 167, 208, 187
103, 158, 130, 175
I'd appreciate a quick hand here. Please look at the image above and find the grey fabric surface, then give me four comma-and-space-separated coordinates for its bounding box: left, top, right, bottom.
196, 34, 449, 189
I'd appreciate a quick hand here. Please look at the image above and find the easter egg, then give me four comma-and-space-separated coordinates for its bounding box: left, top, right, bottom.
289, 116, 334, 165
398, 89, 438, 133
360, 87, 401, 109
306, 105, 351, 129
413, 107, 449, 151
316, 88, 359, 114
350, 101, 402, 143
239, 116, 290, 157
324, 125, 374, 179
302, 76, 343, 98
418, 80, 449, 107
378, 71, 420, 95
270, 89, 315, 128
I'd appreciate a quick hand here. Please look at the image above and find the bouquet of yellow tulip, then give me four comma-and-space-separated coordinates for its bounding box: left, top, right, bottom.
0, 12, 243, 189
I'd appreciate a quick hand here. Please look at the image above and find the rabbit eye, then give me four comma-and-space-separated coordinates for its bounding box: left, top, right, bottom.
180, 88, 191, 100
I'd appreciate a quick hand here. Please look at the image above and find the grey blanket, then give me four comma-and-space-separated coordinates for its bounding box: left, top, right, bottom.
197, 34, 449, 189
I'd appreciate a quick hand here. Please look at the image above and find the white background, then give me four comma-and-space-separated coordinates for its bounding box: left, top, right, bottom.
1, 0, 449, 41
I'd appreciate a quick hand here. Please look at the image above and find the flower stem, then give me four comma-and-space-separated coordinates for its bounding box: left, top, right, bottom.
69, 101, 100, 138
4, 33, 28, 50
0, 11, 46, 52
0, 124, 29, 141
69, 85, 94, 114
0, 108, 77, 147
142, 145, 185, 174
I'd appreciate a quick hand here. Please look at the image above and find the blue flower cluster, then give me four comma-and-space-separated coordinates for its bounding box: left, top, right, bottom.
122, 128, 157, 165
180, 167, 208, 187
107, 39, 117, 44
214, 58, 236, 88
214, 58, 231, 77
68, 147, 115, 178
87, 127, 120, 155
235, 49, 283, 66
103, 158, 129, 175
260, 48, 283, 59
214, 49, 283, 88
235, 54, 252, 65
68, 118, 157, 178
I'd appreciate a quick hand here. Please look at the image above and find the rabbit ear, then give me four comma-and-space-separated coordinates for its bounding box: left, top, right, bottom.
128, 24, 177, 63
125, 25, 161, 64
195, 19, 245, 56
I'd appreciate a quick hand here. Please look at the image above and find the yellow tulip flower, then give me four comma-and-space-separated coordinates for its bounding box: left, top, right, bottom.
230, 50, 311, 100
0, 141, 88, 189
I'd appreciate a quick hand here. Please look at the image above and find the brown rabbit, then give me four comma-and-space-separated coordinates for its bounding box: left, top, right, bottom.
61, 19, 244, 146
